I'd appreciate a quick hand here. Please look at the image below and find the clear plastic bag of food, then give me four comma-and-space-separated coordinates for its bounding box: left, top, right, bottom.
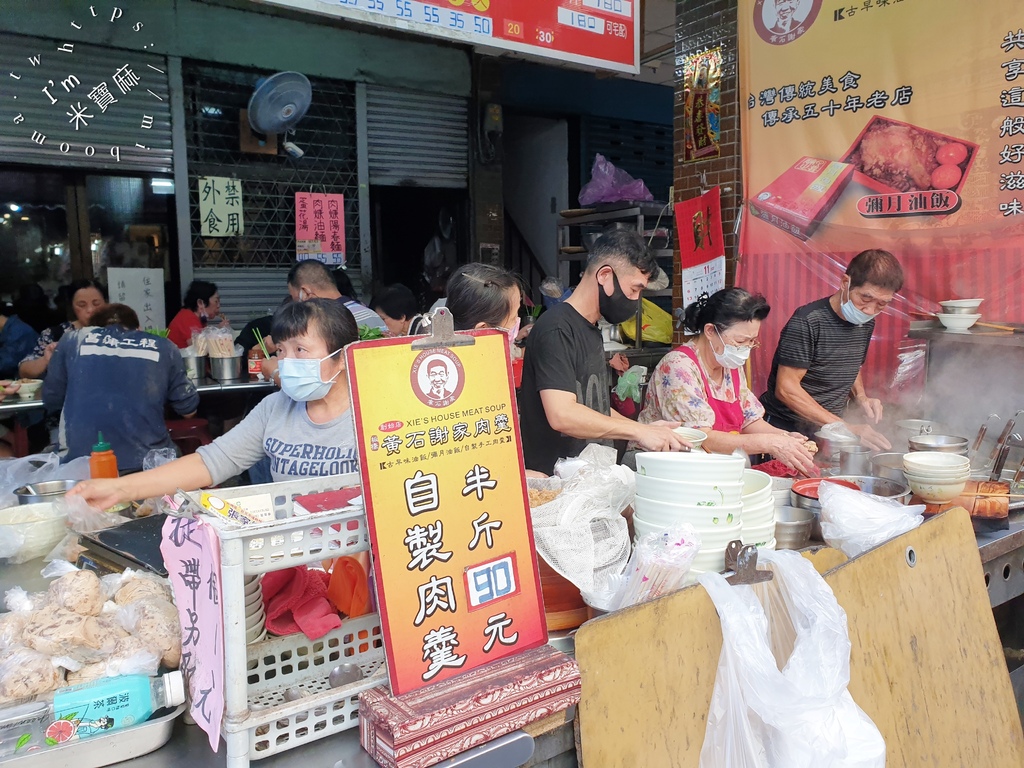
0, 647, 63, 705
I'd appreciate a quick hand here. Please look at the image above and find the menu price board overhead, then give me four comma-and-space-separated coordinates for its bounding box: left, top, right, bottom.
251, 0, 639, 73
347, 325, 547, 696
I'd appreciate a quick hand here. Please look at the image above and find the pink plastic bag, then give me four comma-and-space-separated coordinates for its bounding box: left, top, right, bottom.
579, 153, 655, 205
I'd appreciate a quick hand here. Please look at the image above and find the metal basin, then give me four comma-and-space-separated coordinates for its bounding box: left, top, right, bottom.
871, 452, 907, 484
907, 434, 969, 454
775, 506, 814, 550
827, 475, 912, 504
14, 480, 78, 505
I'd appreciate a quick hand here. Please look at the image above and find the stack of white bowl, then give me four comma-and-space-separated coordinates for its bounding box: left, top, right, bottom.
633, 452, 746, 575
244, 575, 267, 644
740, 469, 776, 550
902, 451, 971, 504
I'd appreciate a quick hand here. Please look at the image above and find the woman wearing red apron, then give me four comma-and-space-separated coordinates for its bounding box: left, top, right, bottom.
628, 289, 816, 474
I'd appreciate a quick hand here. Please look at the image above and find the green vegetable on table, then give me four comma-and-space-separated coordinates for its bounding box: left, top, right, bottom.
358, 325, 386, 340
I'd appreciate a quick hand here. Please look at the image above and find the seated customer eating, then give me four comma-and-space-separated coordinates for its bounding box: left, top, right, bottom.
69, 299, 359, 509
43, 303, 200, 473
629, 289, 816, 474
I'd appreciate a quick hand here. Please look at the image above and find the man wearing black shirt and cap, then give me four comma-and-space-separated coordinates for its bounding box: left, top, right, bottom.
519, 230, 691, 475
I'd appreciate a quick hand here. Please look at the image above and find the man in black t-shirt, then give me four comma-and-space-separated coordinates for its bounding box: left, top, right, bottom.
519, 231, 691, 475
760, 249, 904, 451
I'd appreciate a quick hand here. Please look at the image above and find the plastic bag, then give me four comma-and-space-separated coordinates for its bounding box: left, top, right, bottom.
578, 153, 655, 206
614, 365, 648, 404
528, 445, 634, 595
698, 550, 886, 768
618, 299, 673, 345
143, 447, 178, 472
0, 454, 58, 508
58, 494, 125, 534
818, 482, 924, 558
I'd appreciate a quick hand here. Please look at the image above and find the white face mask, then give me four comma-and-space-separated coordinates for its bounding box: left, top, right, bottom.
840, 282, 876, 325
278, 348, 342, 402
711, 327, 752, 370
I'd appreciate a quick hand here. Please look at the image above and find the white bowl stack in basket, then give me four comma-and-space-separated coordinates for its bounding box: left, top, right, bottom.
633, 451, 775, 578
243, 574, 267, 643
902, 451, 971, 504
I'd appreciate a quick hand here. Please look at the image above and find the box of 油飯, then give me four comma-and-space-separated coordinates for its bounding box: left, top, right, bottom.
747, 156, 853, 240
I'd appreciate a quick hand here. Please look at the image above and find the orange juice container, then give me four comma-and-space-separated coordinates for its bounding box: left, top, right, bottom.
89, 432, 119, 479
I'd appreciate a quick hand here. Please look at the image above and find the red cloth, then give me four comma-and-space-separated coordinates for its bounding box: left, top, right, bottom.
261, 566, 342, 640
167, 308, 202, 349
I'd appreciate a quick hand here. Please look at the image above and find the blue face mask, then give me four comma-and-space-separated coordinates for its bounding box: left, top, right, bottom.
840, 283, 876, 326
278, 348, 342, 402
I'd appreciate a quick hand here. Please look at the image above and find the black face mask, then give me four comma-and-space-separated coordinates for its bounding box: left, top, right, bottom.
598, 268, 638, 325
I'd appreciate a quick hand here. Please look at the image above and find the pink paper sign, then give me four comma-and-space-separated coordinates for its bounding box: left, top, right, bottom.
161, 516, 225, 751
296, 191, 346, 265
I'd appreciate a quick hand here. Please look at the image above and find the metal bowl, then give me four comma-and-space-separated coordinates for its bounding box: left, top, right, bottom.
826, 475, 912, 504
870, 452, 907, 484
775, 505, 814, 550
14, 480, 79, 505
907, 434, 969, 454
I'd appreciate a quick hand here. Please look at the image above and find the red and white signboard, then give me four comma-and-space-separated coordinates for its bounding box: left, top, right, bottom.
251, 0, 639, 73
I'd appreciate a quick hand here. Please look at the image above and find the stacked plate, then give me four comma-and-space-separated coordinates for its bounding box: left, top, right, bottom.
740, 469, 776, 549
902, 451, 971, 504
244, 575, 267, 644
633, 452, 746, 574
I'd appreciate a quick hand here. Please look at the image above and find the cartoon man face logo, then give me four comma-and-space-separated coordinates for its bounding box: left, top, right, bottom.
754, 0, 821, 45
411, 349, 465, 408
426, 360, 450, 401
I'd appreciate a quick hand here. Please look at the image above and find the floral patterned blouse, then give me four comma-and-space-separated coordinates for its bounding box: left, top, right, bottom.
631, 343, 764, 445
20, 321, 75, 364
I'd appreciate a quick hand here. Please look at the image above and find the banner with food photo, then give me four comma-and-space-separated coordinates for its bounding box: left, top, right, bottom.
736, 0, 1024, 393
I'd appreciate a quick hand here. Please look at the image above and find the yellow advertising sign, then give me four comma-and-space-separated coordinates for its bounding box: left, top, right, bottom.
347, 327, 547, 697
740, 0, 1024, 248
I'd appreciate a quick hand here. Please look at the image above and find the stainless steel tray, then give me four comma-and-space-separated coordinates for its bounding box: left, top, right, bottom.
2, 705, 185, 768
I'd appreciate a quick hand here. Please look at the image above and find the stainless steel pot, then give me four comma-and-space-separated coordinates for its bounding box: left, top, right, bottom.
14, 480, 78, 505
870, 452, 907, 483
828, 475, 912, 504
895, 419, 950, 436
907, 434, 969, 454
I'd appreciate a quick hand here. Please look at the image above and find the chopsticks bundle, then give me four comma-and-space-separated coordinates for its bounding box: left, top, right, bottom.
613, 526, 702, 609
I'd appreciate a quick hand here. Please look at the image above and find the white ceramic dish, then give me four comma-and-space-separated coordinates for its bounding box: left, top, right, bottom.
936, 312, 981, 330
902, 452, 970, 472
633, 473, 744, 506
243, 576, 262, 596
633, 515, 743, 550
245, 625, 267, 644
633, 495, 742, 528
741, 469, 773, 500
671, 427, 709, 450
634, 451, 745, 483
939, 299, 983, 313
692, 548, 728, 573
14, 378, 42, 399
740, 502, 775, 528
905, 477, 967, 504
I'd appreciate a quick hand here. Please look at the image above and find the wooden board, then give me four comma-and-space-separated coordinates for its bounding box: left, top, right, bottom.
575, 509, 1024, 767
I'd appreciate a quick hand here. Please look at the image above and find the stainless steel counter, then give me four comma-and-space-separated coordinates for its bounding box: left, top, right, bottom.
908, 326, 1024, 348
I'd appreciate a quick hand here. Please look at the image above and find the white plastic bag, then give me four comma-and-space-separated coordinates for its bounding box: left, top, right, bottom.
530, 445, 634, 595
698, 550, 886, 768
819, 482, 924, 558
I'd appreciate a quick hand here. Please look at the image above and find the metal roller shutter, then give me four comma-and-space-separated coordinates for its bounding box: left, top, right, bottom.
0, 34, 172, 173
191, 266, 368, 326
366, 86, 468, 188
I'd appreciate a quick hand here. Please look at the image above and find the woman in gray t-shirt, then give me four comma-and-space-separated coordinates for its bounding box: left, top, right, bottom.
69, 299, 358, 510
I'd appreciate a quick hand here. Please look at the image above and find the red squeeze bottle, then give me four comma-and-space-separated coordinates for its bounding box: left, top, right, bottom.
89, 432, 119, 479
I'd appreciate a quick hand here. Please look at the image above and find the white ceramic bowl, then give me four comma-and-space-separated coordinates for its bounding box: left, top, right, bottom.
902, 467, 971, 481
936, 313, 981, 330
245, 625, 267, 644
15, 379, 42, 399
633, 473, 744, 506
760, 539, 777, 551
741, 501, 775, 528
244, 576, 262, 596
244, 590, 263, 609
939, 299, 983, 313
741, 470, 773, 501
902, 452, 970, 472
741, 521, 776, 548
634, 451, 746, 483
692, 548, 728, 573
672, 427, 709, 450
905, 477, 967, 504
633, 515, 742, 550
633, 495, 742, 528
